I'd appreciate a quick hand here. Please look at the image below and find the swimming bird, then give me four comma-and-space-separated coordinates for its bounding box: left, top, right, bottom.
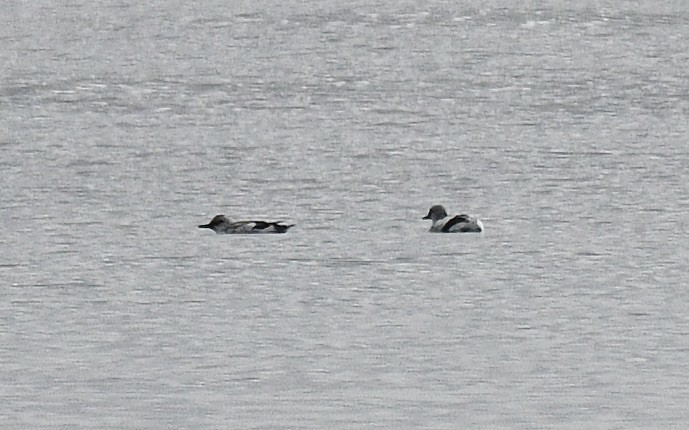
422, 205, 484, 233
198, 214, 294, 234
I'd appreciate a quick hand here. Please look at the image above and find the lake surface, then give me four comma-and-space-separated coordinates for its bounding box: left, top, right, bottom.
3, 1, 689, 428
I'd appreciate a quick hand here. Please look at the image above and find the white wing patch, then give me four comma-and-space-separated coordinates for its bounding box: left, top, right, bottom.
233, 222, 257, 233
430, 215, 483, 233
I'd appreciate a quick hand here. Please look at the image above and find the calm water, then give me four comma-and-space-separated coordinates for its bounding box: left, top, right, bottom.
3, 1, 689, 428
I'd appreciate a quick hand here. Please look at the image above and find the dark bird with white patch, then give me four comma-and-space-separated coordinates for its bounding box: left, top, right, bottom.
422, 205, 484, 233
199, 214, 294, 234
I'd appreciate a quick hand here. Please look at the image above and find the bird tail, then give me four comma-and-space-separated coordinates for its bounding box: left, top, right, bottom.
274, 223, 294, 233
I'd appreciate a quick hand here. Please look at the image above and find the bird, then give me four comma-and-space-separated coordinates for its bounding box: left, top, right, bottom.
422, 205, 483, 233
198, 214, 294, 234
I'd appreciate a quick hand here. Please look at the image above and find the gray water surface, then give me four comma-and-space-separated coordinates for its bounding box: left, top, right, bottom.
3, 1, 689, 428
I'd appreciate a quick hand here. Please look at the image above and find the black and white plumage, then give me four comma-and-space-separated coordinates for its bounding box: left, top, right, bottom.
422, 205, 484, 233
198, 215, 294, 234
